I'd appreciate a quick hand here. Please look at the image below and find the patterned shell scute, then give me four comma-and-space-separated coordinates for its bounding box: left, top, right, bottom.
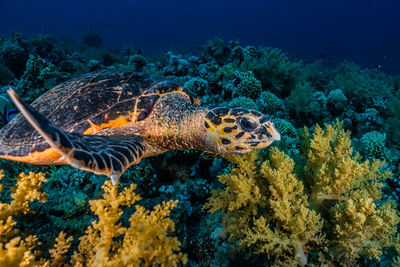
0, 71, 169, 144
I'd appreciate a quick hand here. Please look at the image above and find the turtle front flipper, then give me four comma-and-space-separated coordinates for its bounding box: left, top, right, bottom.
8, 88, 146, 185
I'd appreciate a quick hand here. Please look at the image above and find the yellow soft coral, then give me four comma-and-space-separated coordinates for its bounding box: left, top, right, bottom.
0, 171, 48, 267
206, 122, 399, 266
331, 198, 399, 262
205, 151, 266, 243
0, 172, 47, 220
300, 121, 397, 264
257, 148, 323, 265
205, 149, 323, 265
301, 122, 391, 208
71, 180, 187, 267
0, 171, 185, 267
49, 232, 73, 267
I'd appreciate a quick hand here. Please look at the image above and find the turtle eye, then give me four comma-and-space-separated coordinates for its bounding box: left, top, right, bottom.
239, 117, 258, 132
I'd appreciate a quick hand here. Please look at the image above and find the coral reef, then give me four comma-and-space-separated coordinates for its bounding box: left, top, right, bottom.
0, 170, 48, 266
240, 47, 303, 96
206, 122, 400, 266
328, 61, 396, 109
0, 32, 400, 266
16, 54, 67, 102
229, 96, 258, 109
0, 170, 186, 266
0, 37, 28, 76
128, 54, 147, 72
71, 181, 187, 267
257, 91, 286, 116
163, 51, 190, 76
233, 71, 262, 100
359, 131, 391, 161
183, 77, 209, 94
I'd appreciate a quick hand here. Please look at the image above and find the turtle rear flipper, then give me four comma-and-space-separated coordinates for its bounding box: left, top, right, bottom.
8, 88, 146, 185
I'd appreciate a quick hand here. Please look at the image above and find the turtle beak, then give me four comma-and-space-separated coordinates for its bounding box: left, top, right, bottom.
270, 124, 281, 141
257, 122, 280, 142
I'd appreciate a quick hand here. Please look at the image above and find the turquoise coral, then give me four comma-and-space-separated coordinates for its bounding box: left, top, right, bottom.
228, 96, 258, 109
183, 77, 209, 94
241, 46, 302, 96
233, 71, 262, 100
360, 131, 391, 161
16, 54, 66, 101
257, 91, 285, 115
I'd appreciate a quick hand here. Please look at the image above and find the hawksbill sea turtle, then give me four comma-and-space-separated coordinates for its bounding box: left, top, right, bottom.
0, 70, 280, 185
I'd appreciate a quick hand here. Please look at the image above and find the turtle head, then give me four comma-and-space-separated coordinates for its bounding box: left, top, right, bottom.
203, 107, 280, 154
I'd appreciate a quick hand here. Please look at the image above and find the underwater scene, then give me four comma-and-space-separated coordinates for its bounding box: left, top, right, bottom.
0, 0, 400, 266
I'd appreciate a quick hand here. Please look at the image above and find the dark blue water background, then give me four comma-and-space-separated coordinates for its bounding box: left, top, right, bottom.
1, 0, 399, 73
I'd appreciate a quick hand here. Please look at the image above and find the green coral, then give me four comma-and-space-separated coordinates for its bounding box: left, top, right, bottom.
128, 54, 146, 72
183, 77, 209, 95
206, 122, 399, 266
327, 88, 347, 112
328, 61, 396, 108
287, 81, 328, 124
233, 71, 262, 100
360, 131, 391, 161
387, 90, 400, 144
228, 96, 258, 109
218, 63, 236, 82
240, 47, 302, 96
257, 91, 285, 115
16, 54, 66, 102
273, 118, 297, 138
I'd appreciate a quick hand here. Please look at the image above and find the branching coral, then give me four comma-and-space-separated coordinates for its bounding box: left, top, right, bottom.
273, 118, 297, 139
1, 170, 186, 267
16, 54, 66, 102
183, 77, 209, 95
0, 170, 48, 266
300, 123, 398, 263
360, 131, 391, 161
257, 91, 285, 115
328, 61, 396, 109
228, 96, 258, 109
245, 148, 324, 265
240, 47, 302, 97
71, 180, 187, 267
327, 88, 347, 113
128, 54, 147, 72
286, 81, 329, 124
205, 150, 323, 266
300, 122, 391, 207
206, 122, 399, 266
233, 71, 262, 100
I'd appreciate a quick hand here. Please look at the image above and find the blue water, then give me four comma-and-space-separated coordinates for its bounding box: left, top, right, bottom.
1, 0, 400, 73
